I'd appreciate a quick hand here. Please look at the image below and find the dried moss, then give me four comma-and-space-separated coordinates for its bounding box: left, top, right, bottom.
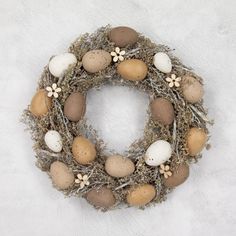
22, 25, 212, 211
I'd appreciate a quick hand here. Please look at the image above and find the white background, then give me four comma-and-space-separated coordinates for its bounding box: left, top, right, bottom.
1, 0, 236, 235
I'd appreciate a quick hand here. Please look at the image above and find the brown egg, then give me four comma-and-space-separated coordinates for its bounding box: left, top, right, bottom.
50, 161, 74, 190
108, 26, 138, 47
126, 184, 156, 207
30, 89, 52, 117
186, 127, 207, 156
64, 92, 86, 122
150, 98, 175, 125
86, 187, 116, 208
82, 50, 111, 73
105, 155, 135, 178
72, 136, 96, 165
181, 76, 204, 103
117, 59, 148, 81
164, 163, 189, 188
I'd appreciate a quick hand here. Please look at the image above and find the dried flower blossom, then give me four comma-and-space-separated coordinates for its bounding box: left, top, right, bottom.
166, 74, 181, 88
110, 47, 126, 62
46, 83, 62, 98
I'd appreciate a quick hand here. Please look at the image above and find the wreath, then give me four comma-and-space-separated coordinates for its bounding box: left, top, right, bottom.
22, 26, 213, 211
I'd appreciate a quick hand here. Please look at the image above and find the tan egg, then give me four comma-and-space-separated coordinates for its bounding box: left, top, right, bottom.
150, 98, 175, 125
108, 26, 138, 47
64, 92, 86, 122
186, 127, 207, 156
86, 187, 116, 208
181, 76, 204, 103
30, 89, 52, 117
117, 59, 148, 81
126, 184, 156, 207
50, 161, 74, 190
105, 155, 135, 178
164, 163, 189, 188
72, 136, 96, 165
82, 50, 111, 73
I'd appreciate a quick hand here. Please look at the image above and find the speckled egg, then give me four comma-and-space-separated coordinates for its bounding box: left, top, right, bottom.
108, 26, 138, 47
150, 98, 175, 125
117, 59, 148, 81
30, 89, 52, 117
82, 50, 111, 73
186, 127, 207, 156
164, 163, 189, 188
126, 184, 156, 207
64, 92, 86, 122
105, 155, 135, 178
50, 161, 74, 190
49, 53, 77, 77
86, 187, 116, 209
181, 76, 204, 103
44, 130, 63, 153
153, 52, 172, 73
72, 136, 96, 165
145, 140, 172, 166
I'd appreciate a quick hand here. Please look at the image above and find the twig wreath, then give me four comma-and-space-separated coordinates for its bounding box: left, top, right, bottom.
22, 26, 213, 211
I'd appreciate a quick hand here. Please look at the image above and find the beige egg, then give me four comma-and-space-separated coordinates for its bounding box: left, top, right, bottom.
50, 161, 74, 190
105, 155, 135, 178
30, 89, 52, 117
117, 59, 148, 81
181, 76, 204, 103
82, 50, 111, 73
186, 127, 207, 156
150, 98, 175, 125
72, 136, 96, 165
126, 184, 156, 207
64, 92, 86, 122
108, 26, 138, 47
86, 187, 116, 208
164, 163, 189, 188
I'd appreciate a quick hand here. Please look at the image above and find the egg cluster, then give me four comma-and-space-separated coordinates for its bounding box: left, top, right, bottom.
25, 26, 211, 210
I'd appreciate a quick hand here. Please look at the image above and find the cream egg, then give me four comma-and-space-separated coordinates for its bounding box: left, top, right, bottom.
145, 140, 172, 166
44, 130, 63, 153
49, 53, 77, 77
153, 52, 172, 73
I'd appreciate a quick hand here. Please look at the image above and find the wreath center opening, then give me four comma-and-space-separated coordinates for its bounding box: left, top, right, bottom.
86, 85, 149, 154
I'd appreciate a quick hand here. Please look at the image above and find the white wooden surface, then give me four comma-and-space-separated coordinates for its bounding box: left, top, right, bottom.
0, 0, 236, 235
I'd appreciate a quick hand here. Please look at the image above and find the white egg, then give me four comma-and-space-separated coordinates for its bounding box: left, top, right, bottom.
145, 140, 172, 166
44, 130, 63, 153
153, 52, 172, 73
49, 53, 77, 77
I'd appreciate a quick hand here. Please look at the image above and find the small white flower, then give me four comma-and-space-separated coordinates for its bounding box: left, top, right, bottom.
166, 74, 181, 88
75, 174, 90, 189
159, 164, 172, 179
110, 47, 126, 62
46, 83, 62, 98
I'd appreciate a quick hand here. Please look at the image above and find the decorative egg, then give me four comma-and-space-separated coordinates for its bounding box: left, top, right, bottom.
181, 76, 204, 103
108, 26, 138, 47
86, 187, 116, 208
150, 98, 175, 125
30, 89, 52, 117
44, 130, 63, 153
164, 163, 189, 188
72, 136, 96, 165
153, 52, 172, 73
117, 59, 148, 81
49, 53, 77, 77
145, 140, 172, 166
186, 128, 207, 156
50, 161, 74, 190
126, 184, 156, 206
82, 50, 111, 73
64, 92, 86, 122
105, 155, 135, 178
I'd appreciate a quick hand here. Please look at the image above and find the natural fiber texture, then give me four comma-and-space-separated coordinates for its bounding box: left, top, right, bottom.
22, 25, 212, 210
